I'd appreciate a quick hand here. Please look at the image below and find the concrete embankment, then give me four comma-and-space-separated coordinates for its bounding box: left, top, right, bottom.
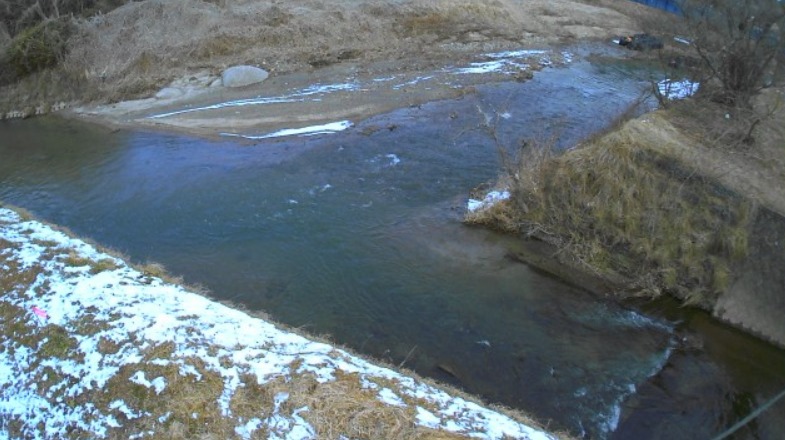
715, 207, 785, 348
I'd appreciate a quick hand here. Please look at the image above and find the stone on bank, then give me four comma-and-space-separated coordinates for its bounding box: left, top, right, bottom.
221, 65, 270, 88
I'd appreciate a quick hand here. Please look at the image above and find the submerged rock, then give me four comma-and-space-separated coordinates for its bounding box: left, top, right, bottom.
221, 65, 269, 88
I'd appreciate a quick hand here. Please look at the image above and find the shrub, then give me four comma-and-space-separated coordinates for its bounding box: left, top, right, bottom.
5, 16, 74, 78
677, 0, 785, 107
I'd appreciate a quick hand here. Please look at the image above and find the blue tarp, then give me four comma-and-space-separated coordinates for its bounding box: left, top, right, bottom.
631, 0, 682, 14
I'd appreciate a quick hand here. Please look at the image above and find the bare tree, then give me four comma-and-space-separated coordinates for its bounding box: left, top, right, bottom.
677, 0, 785, 107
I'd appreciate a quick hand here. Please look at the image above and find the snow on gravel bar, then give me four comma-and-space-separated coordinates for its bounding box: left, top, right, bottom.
0, 207, 554, 440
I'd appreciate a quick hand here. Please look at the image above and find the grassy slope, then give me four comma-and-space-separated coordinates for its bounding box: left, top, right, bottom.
467, 98, 785, 310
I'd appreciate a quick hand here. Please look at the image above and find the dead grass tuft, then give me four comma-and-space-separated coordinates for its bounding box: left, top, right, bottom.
0, 248, 44, 293
62, 250, 92, 268
137, 261, 188, 286
229, 373, 278, 422
295, 370, 417, 440
398, 0, 520, 40
89, 257, 120, 274
61, 250, 117, 274
0, 301, 36, 347
139, 261, 167, 278
99, 354, 233, 439
38, 324, 79, 359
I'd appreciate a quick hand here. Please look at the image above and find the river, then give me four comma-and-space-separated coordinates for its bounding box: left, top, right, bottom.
1, 54, 784, 439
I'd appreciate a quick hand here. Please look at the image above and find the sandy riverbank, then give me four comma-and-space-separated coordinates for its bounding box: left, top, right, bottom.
1, 0, 663, 132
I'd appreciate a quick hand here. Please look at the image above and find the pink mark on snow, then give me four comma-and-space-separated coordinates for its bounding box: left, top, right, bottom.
32, 306, 48, 319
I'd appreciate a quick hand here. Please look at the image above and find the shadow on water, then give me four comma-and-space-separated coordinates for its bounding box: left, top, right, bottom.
1, 56, 784, 438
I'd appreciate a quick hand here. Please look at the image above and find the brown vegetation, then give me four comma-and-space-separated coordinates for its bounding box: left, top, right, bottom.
467, 110, 764, 307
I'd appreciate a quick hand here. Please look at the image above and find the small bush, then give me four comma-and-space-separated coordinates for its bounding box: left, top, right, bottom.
668, 0, 785, 107
5, 17, 75, 78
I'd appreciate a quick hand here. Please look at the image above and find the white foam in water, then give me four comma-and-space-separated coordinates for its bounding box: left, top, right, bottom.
451, 49, 552, 75
600, 343, 674, 436
454, 60, 511, 74
618, 309, 675, 332
564, 303, 675, 437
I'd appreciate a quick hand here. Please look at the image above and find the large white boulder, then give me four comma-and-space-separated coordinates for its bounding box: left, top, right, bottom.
221, 65, 269, 88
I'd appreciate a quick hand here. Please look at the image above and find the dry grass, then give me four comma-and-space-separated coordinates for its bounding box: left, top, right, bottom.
468, 118, 755, 306
99, 355, 234, 439
236, 369, 471, 440
61, 0, 396, 101
138, 261, 172, 279
0, 239, 43, 293
61, 249, 119, 274
398, 0, 521, 40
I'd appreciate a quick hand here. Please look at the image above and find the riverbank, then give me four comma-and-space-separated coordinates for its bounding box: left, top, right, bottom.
466, 90, 785, 348
64, 48, 570, 140
0, 206, 561, 439
0, 0, 661, 125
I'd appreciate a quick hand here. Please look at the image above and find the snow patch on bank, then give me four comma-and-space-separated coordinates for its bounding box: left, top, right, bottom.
0, 207, 554, 440
658, 79, 700, 100
467, 190, 510, 212
147, 83, 359, 119
221, 120, 353, 140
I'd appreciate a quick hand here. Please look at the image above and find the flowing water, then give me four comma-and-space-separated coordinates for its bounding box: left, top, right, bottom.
1, 55, 784, 438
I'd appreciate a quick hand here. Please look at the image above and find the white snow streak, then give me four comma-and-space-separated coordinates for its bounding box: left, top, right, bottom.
221, 120, 353, 140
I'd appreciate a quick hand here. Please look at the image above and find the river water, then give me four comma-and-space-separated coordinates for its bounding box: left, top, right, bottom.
1, 55, 784, 438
